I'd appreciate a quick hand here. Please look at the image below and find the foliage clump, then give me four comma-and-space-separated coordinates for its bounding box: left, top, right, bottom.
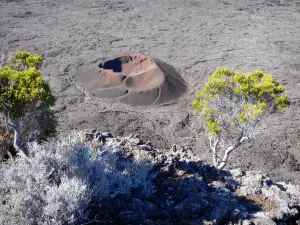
0, 50, 56, 157
0, 50, 54, 119
193, 67, 289, 169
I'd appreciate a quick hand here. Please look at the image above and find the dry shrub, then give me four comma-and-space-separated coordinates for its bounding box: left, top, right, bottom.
245, 194, 279, 212
0, 132, 155, 225
0, 125, 13, 142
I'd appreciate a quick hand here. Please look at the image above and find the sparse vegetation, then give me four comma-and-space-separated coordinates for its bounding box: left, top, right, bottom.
0, 132, 155, 224
193, 67, 289, 169
0, 50, 55, 157
0, 49, 297, 224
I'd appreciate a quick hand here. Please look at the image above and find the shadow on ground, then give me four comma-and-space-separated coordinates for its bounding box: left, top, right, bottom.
84, 150, 263, 225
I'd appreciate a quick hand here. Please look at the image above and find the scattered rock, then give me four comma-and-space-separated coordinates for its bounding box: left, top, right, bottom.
84, 130, 300, 224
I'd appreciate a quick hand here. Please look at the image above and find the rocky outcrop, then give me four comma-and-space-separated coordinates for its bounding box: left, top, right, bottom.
85, 130, 300, 224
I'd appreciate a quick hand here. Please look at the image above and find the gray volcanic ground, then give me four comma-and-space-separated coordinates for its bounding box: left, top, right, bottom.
1, 0, 299, 181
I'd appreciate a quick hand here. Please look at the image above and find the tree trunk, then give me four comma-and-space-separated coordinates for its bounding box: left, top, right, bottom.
216, 136, 248, 169
209, 138, 219, 167
216, 146, 235, 169
9, 119, 30, 159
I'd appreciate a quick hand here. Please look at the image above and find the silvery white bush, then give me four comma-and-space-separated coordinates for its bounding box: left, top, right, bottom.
0, 132, 155, 225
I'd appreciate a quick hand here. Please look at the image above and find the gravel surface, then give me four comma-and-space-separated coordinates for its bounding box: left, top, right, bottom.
1, 0, 299, 181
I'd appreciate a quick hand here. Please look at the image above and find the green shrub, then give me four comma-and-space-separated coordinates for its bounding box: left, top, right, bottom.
0, 50, 55, 156
0, 50, 54, 119
193, 67, 289, 169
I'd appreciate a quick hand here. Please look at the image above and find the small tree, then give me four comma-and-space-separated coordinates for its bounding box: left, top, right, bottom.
192, 67, 289, 169
0, 50, 55, 157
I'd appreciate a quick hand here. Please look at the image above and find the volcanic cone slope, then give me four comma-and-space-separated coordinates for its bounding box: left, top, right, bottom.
76, 53, 188, 106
